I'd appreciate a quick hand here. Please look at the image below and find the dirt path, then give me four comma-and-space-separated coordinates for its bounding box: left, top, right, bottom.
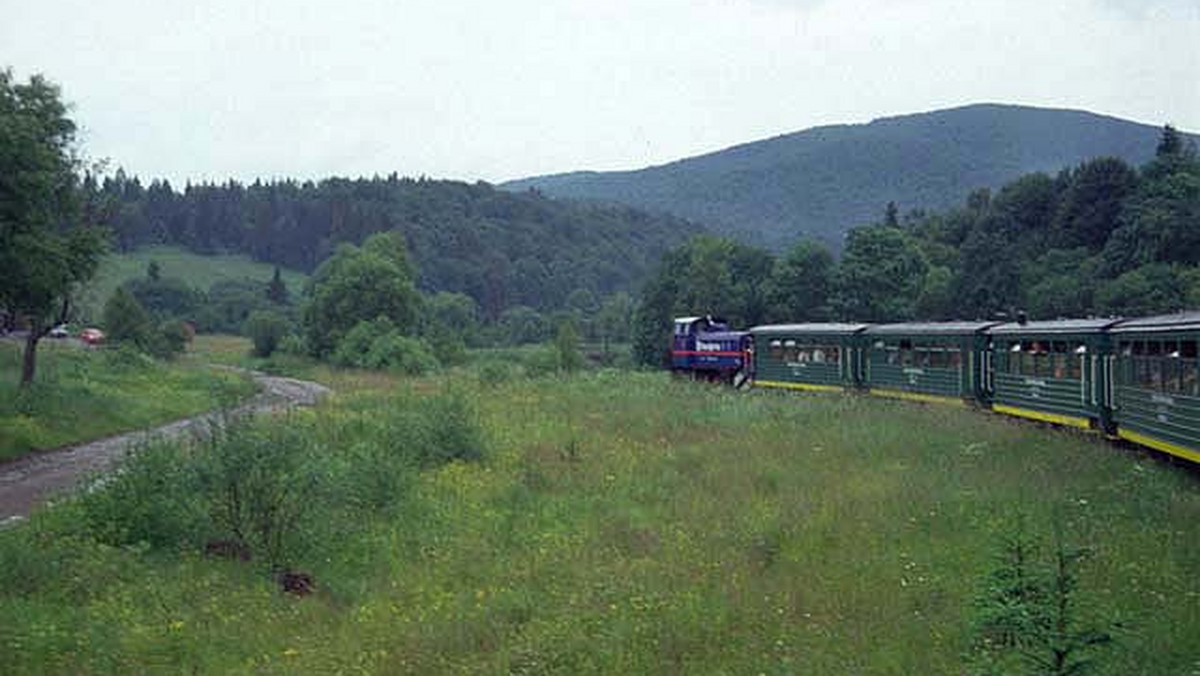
0, 370, 330, 526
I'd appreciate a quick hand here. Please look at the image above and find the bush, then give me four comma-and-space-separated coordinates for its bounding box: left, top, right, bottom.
102, 287, 152, 348
333, 318, 439, 375
366, 334, 439, 375
277, 333, 307, 356
146, 320, 191, 360
80, 439, 207, 549
244, 309, 291, 358
192, 418, 325, 570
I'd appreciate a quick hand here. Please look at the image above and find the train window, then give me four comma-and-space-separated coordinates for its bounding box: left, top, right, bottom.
949, 349, 963, 369
1067, 343, 1083, 379
928, 348, 945, 369
1183, 340, 1199, 359
768, 340, 783, 360
1051, 342, 1068, 379
885, 346, 899, 365
784, 340, 798, 363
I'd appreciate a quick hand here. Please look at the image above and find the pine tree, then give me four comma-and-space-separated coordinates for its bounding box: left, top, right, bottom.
266, 266, 289, 305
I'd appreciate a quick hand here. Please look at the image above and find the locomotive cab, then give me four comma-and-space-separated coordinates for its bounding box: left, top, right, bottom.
671, 316, 752, 385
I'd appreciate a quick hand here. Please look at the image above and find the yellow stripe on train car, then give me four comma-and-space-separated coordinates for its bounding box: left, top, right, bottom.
869, 388, 966, 407
1117, 428, 1200, 464
753, 380, 845, 394
992, 404, 1092, 430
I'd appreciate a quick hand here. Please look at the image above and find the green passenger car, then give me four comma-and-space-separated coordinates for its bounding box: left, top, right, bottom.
750, 324, 868, 392
1109, 312, 1200, 463
988, 319, 1121, 431
862, 322, 999, 405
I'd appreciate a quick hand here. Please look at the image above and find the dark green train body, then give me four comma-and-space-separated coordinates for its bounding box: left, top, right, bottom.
752, 323, 868, 393
697, 312, 1200, 465
987, 319, 1120, 431
862, 322, 998, 405
1109, 312, 1200, 463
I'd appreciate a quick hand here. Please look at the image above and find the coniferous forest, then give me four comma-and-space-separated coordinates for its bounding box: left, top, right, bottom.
91, 174, 698, 321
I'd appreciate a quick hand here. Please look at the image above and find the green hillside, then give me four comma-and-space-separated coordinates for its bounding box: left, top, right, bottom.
503, 104, 1194, 250
79, 246, 307, 321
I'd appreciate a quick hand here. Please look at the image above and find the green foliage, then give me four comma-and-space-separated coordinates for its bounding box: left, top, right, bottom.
5, 372, 1197, 673
554, 320, 584, 373
969, 521, 1116, 676
633, 235, 773, 366
505, 104, 1179, 251
123, 273, 202, 320
83, 246, 307, 324
243, 309, 291, 358
147, 319, 191, 360
0, 69, 108, 385
96, 175, 690, 324
266, 265, 289, 305
834, 226, 929, 321
1094, 264, 1184, 317
765, 238, 835, 322
495, 305, 551, 345
102, 286, 152, 347
193, 418, 324, 570
303, 232, 423, 357
0, 340, 254, 461
332, 317, 439, 375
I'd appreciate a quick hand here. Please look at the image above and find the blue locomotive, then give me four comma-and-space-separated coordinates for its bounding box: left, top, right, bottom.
671, 316, 753, 386
673, 311, 1200, 464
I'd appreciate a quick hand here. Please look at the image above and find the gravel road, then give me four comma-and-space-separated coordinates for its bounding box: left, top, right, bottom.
0, 370, 330, 526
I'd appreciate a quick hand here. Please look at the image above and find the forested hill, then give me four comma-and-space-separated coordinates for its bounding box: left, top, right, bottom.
503, 104, 1192, 250
96, 176, 700, 319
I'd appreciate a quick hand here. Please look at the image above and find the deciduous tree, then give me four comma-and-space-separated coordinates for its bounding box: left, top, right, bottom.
0, 69, 107, 386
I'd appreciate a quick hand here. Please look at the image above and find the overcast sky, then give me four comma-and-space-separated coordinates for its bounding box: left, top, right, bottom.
4, 0, 1197, 186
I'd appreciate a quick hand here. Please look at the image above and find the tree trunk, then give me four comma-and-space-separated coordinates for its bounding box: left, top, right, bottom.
21, 322, 41, 388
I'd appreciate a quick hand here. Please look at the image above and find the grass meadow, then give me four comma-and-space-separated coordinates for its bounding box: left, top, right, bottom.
1, 365, 1198, 674
0, 340, 257, 461
79, 246, 308, 321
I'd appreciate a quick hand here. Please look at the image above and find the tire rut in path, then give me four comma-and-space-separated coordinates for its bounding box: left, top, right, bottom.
0, 370, 330, 526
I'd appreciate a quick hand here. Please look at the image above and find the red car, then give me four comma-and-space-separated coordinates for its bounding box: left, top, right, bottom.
79, 328, 105, 345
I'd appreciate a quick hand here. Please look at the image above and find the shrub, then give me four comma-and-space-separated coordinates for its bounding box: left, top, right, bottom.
277, 333, 307, 356
80, 439, 207, 549
416, 390, 485, 465
365, 333, 439, 375
244, 309, 291, 358
146, 319, 191, 360
102, 287, 152, 347
192, 418, 325, 570
555, 320, 584, 373
333, 318, 439, 375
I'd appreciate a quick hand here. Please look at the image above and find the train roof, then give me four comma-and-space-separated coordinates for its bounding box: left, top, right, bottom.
1110, 310, 1200, 333
988, 318, 1123, 335
750, 323, 870, 336
864, 321, 1001, 336
696, 330, 749, 341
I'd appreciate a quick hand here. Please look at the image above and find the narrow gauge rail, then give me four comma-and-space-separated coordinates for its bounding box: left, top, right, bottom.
671, 312, 1200, 464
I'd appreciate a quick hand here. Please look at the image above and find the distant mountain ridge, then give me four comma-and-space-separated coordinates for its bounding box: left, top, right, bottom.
502, 104, 1194, 250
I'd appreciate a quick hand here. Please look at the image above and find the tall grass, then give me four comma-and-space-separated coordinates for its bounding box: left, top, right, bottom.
0, 341, 256, 461
1, 371, 1197, 674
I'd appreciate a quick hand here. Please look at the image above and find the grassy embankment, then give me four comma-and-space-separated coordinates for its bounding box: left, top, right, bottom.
0, 340, 257, 461
79, 245, 307, 321
1, 357, 1198, 674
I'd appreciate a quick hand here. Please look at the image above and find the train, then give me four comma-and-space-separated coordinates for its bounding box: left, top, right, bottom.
670, 312, 1200, 464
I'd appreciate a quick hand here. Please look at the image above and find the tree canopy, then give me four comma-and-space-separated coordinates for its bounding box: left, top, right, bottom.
0, 69, 107, 385
302, 231, 423, 356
